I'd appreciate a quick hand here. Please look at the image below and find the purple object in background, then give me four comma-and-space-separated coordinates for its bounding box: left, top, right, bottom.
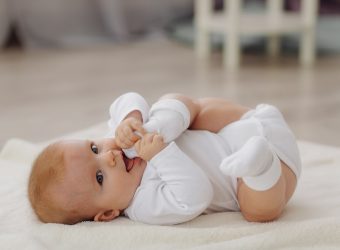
286, 0, 340, 14
214, 0, 340, 15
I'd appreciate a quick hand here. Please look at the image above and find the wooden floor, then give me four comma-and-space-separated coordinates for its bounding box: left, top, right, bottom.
1, 38, 340, 148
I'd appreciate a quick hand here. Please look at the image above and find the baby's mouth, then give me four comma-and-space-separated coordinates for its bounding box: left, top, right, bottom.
123, 153, 134, 172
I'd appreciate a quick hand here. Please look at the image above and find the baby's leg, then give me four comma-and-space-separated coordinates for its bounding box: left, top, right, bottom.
220, 136, 297, 222
237, 161, 297, 222
219, 104, 301, 222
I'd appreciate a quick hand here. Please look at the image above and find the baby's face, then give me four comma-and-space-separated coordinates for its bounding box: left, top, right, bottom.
56, 138, 147, 222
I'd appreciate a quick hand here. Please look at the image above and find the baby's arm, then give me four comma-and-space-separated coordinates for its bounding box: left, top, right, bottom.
109, 92, 250, 151
159, 94, 250, 133
108, 92, 149, 138
124, 141, 214, 225
142, 98, 191, 143
142, 94, 238, 142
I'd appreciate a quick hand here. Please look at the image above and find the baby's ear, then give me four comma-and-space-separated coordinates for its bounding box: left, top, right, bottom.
94, 209, 120, 222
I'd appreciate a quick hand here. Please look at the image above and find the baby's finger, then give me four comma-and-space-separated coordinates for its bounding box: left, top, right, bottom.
119, 138, 132, 149
117, 132, 135, 148
146, 133, 156, 143
154, 134, 164, 142
122, 126, 139, 144
131, 121, 147, 136
127, 130, 140, 143
153, 135, 164, 145
141, 135, 148, 147
115, 126, 123, 138
134, 139, 142, 154
121, 139, 133, 148
115, 137, 128, 149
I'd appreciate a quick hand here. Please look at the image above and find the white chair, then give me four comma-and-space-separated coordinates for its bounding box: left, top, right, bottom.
194, 0, 319, 70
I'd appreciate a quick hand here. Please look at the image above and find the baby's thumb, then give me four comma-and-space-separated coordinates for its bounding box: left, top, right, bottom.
132, 122, 147, 136
134, 139, 142, 153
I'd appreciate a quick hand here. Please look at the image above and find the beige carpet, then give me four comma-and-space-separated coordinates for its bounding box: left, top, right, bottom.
1, 122, 340, 250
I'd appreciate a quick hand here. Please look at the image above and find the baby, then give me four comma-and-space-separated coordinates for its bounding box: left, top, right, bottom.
28, 92, 301, 225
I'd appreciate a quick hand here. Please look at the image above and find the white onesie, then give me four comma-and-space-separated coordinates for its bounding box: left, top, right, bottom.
107, 93, 301, 225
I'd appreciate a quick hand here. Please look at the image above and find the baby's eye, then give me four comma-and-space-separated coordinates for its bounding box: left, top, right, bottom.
91, 143, 98, 154
96, 170, 104, 186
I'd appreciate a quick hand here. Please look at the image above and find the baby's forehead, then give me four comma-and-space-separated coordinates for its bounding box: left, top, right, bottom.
61, 140, 90, 158
57, 140, 94, 176
60, 152, 97, 196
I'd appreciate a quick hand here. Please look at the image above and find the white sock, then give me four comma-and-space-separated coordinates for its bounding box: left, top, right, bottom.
219, 136, 281, 191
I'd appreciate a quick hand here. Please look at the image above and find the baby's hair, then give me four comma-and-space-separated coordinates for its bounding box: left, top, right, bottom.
28, 141, 83, 224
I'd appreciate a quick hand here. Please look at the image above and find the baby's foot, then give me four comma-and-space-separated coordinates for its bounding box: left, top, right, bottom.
219, 136, 281, 191
219, 136, 273, 177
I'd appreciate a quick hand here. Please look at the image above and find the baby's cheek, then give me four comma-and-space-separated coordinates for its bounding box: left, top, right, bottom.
130, 161, 147, 184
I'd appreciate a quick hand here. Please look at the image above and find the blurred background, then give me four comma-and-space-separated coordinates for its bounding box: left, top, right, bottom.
0, 0, 340, 148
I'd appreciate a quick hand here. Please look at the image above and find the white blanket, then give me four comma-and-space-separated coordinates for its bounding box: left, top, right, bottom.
1, 123, 340, 250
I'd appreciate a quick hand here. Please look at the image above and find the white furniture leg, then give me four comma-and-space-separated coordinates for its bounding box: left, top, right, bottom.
300, 0, 318, 66
267, 0, 283, 58
224, 0, 241, 70
195, 0, 213, 59
193, 0, 318, 68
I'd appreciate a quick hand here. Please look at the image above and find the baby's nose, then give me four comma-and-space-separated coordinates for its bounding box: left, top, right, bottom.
103, 150, 121, 167
111, 149, 122, 158
101, 150, 115, 167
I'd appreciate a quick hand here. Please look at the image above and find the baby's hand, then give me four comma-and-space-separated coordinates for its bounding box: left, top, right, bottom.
115, 117, 146, 149
134, 133, 166, 161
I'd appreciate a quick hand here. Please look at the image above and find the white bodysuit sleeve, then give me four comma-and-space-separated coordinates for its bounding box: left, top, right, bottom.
107, 92, 150, 136
143, 99, 191, 143
124, 142, 214, 225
